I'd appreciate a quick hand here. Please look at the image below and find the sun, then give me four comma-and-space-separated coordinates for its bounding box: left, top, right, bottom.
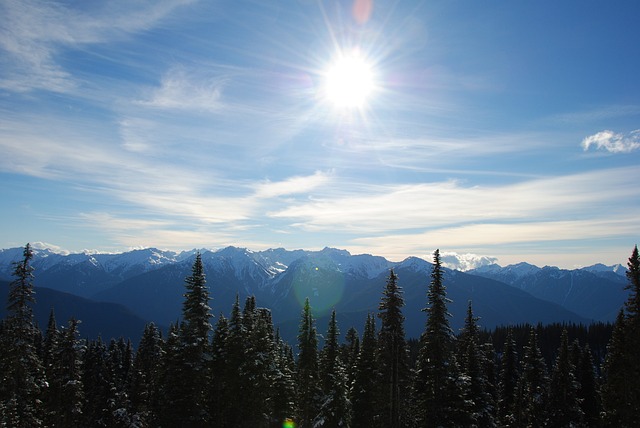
322, 50, 376, 110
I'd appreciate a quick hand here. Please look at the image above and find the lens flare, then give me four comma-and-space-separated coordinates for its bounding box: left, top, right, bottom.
291, 264, 345, 315
283, 418, 296, 428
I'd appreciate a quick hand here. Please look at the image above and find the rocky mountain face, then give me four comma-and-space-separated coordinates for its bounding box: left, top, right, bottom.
0, 245, 628, 343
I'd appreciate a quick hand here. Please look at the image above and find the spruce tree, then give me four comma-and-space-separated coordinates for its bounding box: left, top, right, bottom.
351, 313, 378, 428
497, 328, 519, 426
48, 318, 85, 427
577, 344, 601, 427
547, 329, 583, 427
601, 310, 632, 427
220, 295, 248, 427
459, 301, 495, 427
82, 337, 112, 426
271, 330, 297, 427
414, 249, 468, 427
514, 328, 548, 427
209, 314, 230, 426
0, 243, 46, 427
178, 253, 213, 426
315, 309, 351, 427
130, 322, 164, 426
601, 246, 640, 427
296, 298, 321, 428
377, 269, 410, 428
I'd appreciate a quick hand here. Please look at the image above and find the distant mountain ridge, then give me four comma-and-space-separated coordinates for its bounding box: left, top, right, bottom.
0, 245, 629, 343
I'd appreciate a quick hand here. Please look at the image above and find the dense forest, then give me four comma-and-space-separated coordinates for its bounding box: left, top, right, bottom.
0, 243, 638, 427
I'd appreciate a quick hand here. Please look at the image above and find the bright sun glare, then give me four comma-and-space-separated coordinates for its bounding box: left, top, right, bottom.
323, 51, 376, 110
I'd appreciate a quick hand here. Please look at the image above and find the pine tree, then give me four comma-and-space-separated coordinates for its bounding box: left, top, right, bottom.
601, 310, 632, 427
601, 246, 640, 427
223, 295, 247, 428
514, 328, 548, 427
0, 243, 46, 427
576, 344, 601, 427
297, 298, 321, 428
48, 318, 85, 427
172, 252, 213, 426
497, 328, 519, 426
341, 326, 360, 387
377, 269, 411, 427
459, 301, 495, 427
209, 314, 230, 426
351, 313, 378, 428
271, 330, 297, 427
414, 249, 468, 427
315, 309, 351, 427
82, 337, 113, 426
547, 329, 583, 427
129, 322, 164, 426
243, 305, 280, 427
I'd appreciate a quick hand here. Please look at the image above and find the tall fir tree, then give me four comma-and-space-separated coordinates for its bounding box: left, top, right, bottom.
376, 269, 411, 428
271, 329, 297, 427
129, 322, 164, 426
459, 301, 495, 427
601, 246, 640, 427
315, 309, 351, 427
414, 249, 468, 427
296, 298, 321, 428
178, 252, 213, 426
576, 344, 600, 427
351, 313, 378, 428
514, 328, 548, 427
547, 329, 583, 427
47, 318, 85, 427
0, 243, 46, 427
209, 313, 230, 426
82, 337, 113, 427
497, 328, 519, 426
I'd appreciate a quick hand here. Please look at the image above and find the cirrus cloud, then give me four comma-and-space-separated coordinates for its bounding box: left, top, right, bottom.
581, 129, 640, 153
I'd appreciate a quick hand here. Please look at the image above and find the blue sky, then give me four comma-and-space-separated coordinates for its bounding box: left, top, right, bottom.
1, 0, 639, 268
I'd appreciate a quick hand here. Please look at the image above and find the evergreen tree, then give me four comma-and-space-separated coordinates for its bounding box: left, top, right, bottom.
209, 314, 230, 426
497, 328, 519, 426
377, 269, 411, 427
271, 330, 297, 427
576, 344, 601, 428
459, 301, 495, 427
296, 298, 321, 428
82, 337, 113, 426
547, 329, 583, 427
351, 314, 378, 428
315, 309, 351, 427
414, 249, 468, 427
243, 305, 279, 427
48, 318, 85, 427
514, 328, 548, 427
223, 295, 247, 428
129, 322, 164, 426
0, 243, 46, 427
341, 326, 360, 387
601, 310, 633, 427
165, 252, 213, 427
601, 246, 640, 427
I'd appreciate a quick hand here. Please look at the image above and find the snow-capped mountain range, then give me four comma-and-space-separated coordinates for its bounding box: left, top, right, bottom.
0, 244, 629, 343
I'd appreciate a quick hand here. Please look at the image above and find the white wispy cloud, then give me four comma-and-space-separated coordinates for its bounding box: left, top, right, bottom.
254, 171, 332, 198
269, 166, 640, 233
139, 67, 227, 112
581, 129, 640, 153
0, 0, 193, 92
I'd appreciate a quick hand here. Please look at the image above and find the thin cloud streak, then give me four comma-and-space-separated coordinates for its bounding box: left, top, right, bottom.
269, 166, 640, 232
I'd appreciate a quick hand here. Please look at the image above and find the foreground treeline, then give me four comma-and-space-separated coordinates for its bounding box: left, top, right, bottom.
1, 244, 639, 427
